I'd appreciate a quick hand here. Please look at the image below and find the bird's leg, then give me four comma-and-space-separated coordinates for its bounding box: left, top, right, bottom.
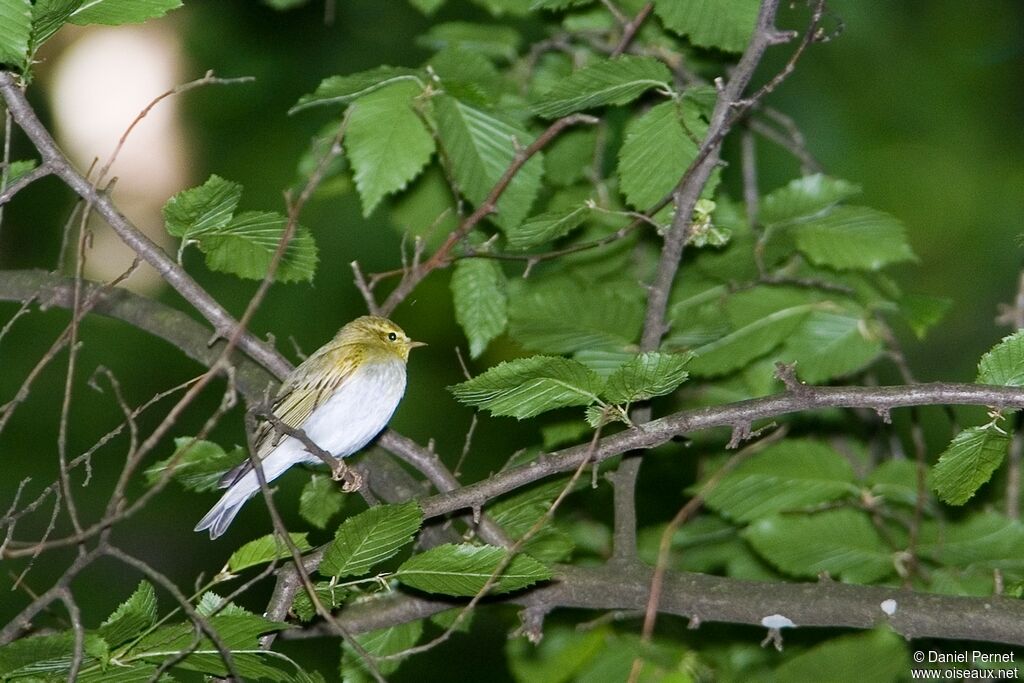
331, 459, 363, 492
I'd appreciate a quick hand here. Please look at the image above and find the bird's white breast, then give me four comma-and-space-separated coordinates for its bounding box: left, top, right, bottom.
297, 359, 407, 462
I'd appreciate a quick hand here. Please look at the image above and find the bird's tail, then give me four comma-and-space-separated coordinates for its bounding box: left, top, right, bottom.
194, 447, 297, 539
194, 478, 257, 539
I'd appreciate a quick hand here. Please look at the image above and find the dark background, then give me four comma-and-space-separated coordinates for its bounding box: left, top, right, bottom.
1, 1, 1022, 678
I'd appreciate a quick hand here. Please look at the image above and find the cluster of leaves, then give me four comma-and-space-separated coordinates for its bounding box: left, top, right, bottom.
0, 580, 304, 681
633, 436, 1024, 597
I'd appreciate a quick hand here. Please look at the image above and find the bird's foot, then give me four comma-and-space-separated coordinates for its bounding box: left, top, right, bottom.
331, 461, 362, 492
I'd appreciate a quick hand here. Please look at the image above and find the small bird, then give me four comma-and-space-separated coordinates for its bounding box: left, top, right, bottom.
195, 316, 424, 539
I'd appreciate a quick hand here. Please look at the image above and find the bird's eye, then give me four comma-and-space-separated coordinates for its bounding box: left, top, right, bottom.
387, 332, 398, 341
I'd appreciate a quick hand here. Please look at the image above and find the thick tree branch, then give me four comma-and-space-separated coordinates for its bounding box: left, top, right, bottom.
7, 270, 1024, 553
418, 383, 1024, 520
286, 563, 1024, 647
0, 269, 276, 399
643, 0, 795, 347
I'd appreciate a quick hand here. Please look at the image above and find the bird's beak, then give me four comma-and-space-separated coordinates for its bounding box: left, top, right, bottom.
408, 340, 428, 349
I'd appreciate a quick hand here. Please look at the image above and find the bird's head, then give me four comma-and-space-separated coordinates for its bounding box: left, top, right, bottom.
335, 315, 425, 363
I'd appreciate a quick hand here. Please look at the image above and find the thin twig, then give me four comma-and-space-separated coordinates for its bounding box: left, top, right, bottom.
380, 426, 604, 661
610, 2, 654, 57
0, 162, 51, 206
0, 71, 292, 379
627, 427, 787, 682
241, 412, 387, 682
377, 113, 599, 316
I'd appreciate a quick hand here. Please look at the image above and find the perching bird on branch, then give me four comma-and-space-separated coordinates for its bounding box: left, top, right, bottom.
195, 316, 425, 539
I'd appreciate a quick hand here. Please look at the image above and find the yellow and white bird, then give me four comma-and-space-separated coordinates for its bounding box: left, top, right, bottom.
195, 316, 424, 539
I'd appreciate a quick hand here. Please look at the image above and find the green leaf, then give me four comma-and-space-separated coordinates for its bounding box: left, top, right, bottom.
0, 0, 31, 67
293, 120, 350, 198
508, 280, 643, 354
98, 581, 157, 647
76, 663, 164, 683
488, 479, 577, 563
744, 509, 894, 583
434, 95, 543, 231
760, 174, 861, 225
199, 211, 319, 283
652, 0, 760, 53
388, 166, 458, 250
320, 501, 423, 578
865, 459, 920, 507
574, 348, 638, 378
601, 352, 691, 404
451, 258, 508, 358
701, 440, 858, 522
299, 474, 345, 529
0, 631, 108, 679
489, 479, 568, 537
618, 100, 702, 211
29, 0, 80, 58
173, 652, 297, 682
917, 512, 1024, 569
772, 629, 909, 683
345, 82, 434, 216
977, 330, 1024, 387
291, 581, 348, 622
262, 0, 308, 8
429, 607, 475, 634
428, 46, 504, 105
397, 543, 552, 596
341, 620, 423, 680
779, 310, 883, 383
163, 174, 242, 240
2, 159, 37, 183
637, 516, 769, 578
132, 613, 288, 653
144, 437, 247, 493
470, 0, 533, 17
531, 55, 671, 119
228, 533, 312, 572
130, 615, 292, 680
791, 206, 916, 271
899, 293, 951, 339
520, 526, 575, 563
409, 0, 445, 13
930, 426, 1010, 505
417, 21, 520, 61
69, 0, 181, 25
507, 206, 590, 249
291, 66, 424, 113
687, 304, 814, 377
540, 420, 590, 449
163, 175, 317, 283
532, 0, 593, 8
449, 356, 603, 419
543, 127, 597, 187
507, 625, 606, 683
196, 591, 249, 617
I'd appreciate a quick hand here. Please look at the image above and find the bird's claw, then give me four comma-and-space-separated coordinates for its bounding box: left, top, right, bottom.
331, 461, 363, 492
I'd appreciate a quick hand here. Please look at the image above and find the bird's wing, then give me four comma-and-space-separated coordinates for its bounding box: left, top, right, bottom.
256, 348, 357, 456
220, 347, 355, 489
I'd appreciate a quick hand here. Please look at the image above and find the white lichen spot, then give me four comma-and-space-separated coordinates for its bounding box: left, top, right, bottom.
880, 599, 897, 616
760, 614, 795, 629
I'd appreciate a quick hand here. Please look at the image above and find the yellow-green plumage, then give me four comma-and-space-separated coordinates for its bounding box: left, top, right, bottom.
195, 316, 423, 539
